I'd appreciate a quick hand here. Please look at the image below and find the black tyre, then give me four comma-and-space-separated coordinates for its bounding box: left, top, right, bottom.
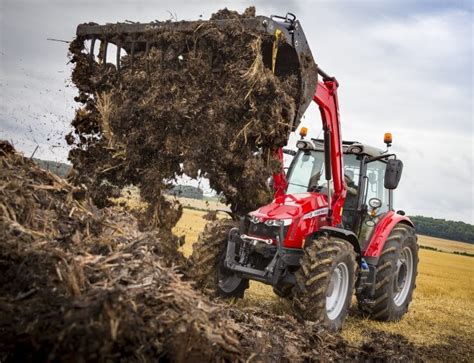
293, 236, 357, 331
357, 224, 418, 321
188, 219, 249, 298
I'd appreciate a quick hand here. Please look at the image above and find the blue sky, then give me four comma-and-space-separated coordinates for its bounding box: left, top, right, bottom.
0, 0, 472, 223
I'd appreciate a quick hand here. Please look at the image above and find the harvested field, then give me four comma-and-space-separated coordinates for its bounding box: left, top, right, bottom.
104, 183, 474, 361
171, 196, 229, 213
418, 234, 474, 254
1, 142, 429, 362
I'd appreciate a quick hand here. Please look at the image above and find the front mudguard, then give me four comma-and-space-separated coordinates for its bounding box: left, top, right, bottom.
363, 211, 415, 263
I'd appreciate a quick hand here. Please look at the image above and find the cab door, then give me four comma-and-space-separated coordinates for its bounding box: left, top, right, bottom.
358, 158, 391, 250
341, 154, 362, 231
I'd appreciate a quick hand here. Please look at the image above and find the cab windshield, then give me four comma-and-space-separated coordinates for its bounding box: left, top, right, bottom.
286, 151, 361, 194
286, 151, 326, 194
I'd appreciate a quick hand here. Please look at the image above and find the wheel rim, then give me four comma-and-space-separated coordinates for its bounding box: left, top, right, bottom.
326, 262, 350, 320
393, 246, 414, 306
218, 274, 242, 293
218, 259, 242, 293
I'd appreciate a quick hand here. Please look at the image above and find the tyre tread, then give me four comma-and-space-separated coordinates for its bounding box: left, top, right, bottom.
293, 236, 356, 331
357, 224, 418, 321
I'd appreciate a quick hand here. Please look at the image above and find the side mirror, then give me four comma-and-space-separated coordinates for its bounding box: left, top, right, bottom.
384, 159, 403, 189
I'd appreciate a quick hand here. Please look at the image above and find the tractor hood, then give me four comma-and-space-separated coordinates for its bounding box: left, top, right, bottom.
250, 192, 328, 221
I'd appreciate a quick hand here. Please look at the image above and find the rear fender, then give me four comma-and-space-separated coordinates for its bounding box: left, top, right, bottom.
363, 211, 414, 263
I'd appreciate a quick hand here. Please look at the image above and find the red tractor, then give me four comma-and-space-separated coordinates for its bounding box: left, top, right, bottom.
205, 15, 419, 331
75, 11, 418, 332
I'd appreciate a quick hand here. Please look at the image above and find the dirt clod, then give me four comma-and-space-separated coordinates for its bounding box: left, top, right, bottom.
67, 7, 298, 230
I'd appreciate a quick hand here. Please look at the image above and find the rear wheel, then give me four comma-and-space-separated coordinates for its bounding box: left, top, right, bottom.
293, 236, 356, 331
188, 219, 249, 298
357, 224, 418, 321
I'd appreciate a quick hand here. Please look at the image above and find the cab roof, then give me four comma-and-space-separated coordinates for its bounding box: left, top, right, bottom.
311, 138, 384, 158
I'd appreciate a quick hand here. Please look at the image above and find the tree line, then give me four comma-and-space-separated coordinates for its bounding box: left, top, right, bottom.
33, 158, 71, 178
410, 215, 474, 244
31, 159, 473, 243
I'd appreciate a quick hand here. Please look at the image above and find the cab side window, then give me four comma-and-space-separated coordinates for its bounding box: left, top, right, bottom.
343, 154, 361, 188
365, 160, 389, 213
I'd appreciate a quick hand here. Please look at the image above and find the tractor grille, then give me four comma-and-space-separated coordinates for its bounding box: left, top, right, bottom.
247, 222, 289, 240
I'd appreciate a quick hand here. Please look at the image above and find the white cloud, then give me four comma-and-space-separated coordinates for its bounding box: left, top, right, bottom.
0, 0, 472, 222
291, 6, 472, 222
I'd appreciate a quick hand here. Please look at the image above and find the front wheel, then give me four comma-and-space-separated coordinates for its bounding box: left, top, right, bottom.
293, 236, 356, 331
188, 219, 248, 298
216, 234, 249, 298
357, 224, 418, 321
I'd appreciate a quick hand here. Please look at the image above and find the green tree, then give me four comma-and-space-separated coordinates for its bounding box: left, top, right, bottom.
410, 216, 473, 244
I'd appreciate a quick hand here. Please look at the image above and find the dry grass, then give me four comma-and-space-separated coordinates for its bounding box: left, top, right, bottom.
418, 234, 474, 254
96, 92, 114, 146
173, 196, 228, 213
111, 188, 228, 215
175, 207, 474, 348
342, 249, 474, 346
174, 209, 211, 257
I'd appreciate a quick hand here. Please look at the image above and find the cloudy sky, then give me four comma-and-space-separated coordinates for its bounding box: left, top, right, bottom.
0, 0, 472, 223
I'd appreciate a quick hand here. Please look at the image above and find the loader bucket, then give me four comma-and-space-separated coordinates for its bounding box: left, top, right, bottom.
75, 12, 318, 130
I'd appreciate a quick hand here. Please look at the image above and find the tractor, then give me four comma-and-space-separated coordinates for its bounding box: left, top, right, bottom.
209, 126, 419, 331
75, 10, 418, 332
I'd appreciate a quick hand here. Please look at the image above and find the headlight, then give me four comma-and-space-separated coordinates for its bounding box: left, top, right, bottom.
296, 140, 313, 150
249, 215, 261, 224
264, 218, 292, 226
348, 145, 363, 154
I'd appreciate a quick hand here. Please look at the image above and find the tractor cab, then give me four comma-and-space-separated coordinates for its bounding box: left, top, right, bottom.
285, 136, 402, 251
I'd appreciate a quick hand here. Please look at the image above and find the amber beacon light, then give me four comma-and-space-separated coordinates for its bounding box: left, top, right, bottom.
299, 127, 308, 138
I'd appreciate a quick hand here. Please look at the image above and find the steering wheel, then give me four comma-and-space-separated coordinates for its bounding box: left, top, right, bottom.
308, 185, 327, 194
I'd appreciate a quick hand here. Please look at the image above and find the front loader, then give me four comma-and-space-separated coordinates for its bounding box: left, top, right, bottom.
76, 10, 418, 332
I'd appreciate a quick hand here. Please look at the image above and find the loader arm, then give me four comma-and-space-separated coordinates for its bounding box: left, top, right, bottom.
273, 69, 346, 226
314, 73, 346, 225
